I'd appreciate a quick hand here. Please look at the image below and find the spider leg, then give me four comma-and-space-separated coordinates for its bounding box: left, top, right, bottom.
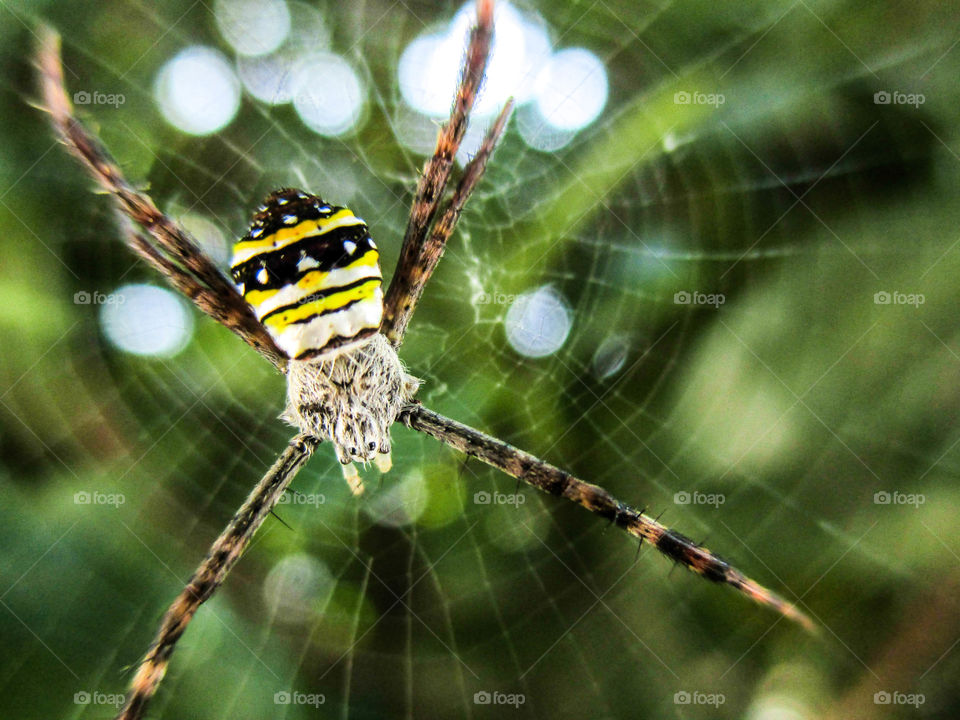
341, 461, 365, 496
399, 404, 816, 632
117, 219, 285, 363
375, 451, 393, 473
381, 0, 502, 345
35, 28, 287, 371
115, 434, 319, 720
383, 100, 513, 345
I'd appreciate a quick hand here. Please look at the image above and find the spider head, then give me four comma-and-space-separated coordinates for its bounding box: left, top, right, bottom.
229, 188, 384, 360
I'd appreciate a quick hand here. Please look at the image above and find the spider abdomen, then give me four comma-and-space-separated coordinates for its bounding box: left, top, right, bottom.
230, 188, 383, 360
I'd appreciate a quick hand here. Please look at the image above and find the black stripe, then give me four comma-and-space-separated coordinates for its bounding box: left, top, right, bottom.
287, 294, 369, 326
231, 225, 375, 290
259, 276, 381, 324
294, 327, 379, 360
277, 293, 378, 334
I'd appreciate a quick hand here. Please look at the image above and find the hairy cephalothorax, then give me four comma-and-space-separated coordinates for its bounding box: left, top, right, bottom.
283, 333, 420, 491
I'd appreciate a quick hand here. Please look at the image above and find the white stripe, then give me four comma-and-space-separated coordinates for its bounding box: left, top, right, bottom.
272, 288, 383, 359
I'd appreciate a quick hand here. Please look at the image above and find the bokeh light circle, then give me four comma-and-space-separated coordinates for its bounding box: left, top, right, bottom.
155, 46, 242, 136
534, 47, 608, 131
504, 286, 572, 358
292, 52, 365, 136
99, 284, 194, 357
214, 0, 292, 57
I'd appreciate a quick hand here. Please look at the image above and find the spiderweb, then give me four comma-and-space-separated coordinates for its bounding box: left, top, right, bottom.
3, 0, 960, 718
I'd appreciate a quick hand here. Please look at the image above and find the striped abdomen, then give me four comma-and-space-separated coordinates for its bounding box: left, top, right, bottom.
230, 188, 383, 360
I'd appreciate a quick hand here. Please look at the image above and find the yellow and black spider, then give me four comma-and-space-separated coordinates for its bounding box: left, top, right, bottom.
36, 2, 813, 718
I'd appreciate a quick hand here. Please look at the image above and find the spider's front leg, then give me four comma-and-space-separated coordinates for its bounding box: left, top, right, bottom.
381, 0, 512, 347
231, 189, 419, 493
36, 27, 287, 371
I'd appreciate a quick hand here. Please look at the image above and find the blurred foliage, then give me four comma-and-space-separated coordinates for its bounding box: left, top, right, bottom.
2, 0, 960, 719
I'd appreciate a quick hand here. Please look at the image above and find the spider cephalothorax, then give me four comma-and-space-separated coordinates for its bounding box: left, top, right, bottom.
283, 334, 419, 491
231, 188, 419, 491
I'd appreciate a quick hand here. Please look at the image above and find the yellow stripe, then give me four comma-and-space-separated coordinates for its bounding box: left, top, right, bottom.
231, 209, 365, 266
262, 278, 382, 330
244, 250, 380, 306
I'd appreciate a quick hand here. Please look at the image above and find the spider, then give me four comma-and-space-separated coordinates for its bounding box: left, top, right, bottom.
36, 3, 813, 718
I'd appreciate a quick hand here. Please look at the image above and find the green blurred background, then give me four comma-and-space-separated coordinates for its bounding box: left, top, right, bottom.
2, 0, 960, 718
